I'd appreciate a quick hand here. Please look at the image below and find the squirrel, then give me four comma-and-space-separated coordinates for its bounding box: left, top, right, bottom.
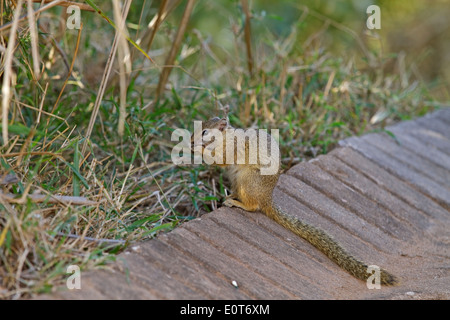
191, 114, 398, 286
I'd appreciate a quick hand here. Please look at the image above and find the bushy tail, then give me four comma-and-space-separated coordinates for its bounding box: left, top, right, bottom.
263, 204, 398, 285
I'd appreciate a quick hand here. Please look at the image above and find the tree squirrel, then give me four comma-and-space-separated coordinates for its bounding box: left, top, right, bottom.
191, 115, 398, 286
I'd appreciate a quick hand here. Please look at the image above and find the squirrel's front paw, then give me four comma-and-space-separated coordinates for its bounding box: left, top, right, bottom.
223, 198, 235, 207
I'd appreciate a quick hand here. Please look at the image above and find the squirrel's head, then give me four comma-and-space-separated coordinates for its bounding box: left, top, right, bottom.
190, 116, 230, 151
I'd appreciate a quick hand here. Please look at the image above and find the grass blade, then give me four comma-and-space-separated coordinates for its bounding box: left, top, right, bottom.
1, 0, 24, 146
156, 0, 195, 98
63, 160, 90, 190
73, 141, 81, 197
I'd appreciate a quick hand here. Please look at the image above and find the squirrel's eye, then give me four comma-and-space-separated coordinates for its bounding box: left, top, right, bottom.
202, 129, 208, 136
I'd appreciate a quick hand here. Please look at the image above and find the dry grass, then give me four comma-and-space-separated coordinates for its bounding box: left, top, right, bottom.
0, 0, 448, 299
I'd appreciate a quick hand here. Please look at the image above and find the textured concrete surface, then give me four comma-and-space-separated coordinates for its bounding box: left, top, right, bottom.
39, 108, 450, 300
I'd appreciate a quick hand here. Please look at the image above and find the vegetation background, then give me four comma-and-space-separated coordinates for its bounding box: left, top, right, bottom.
0, 0, 448, 298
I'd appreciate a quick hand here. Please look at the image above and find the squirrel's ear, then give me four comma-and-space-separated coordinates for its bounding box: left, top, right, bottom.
218, 117, 229, 131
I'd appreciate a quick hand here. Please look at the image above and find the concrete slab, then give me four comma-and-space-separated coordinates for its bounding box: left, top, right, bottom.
361, 133, 450, 186
331, 147, 449, 221
286, 161, 416, 242
386, 126, 450, 171
339, 136, 450, 208
391, 121, 450, 156
313, 153, 435, 236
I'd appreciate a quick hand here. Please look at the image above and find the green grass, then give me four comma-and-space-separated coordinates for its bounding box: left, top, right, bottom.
0, 0, 448, 299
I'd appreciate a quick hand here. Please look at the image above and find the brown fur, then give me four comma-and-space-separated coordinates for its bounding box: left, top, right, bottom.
192, 116, 398, 285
